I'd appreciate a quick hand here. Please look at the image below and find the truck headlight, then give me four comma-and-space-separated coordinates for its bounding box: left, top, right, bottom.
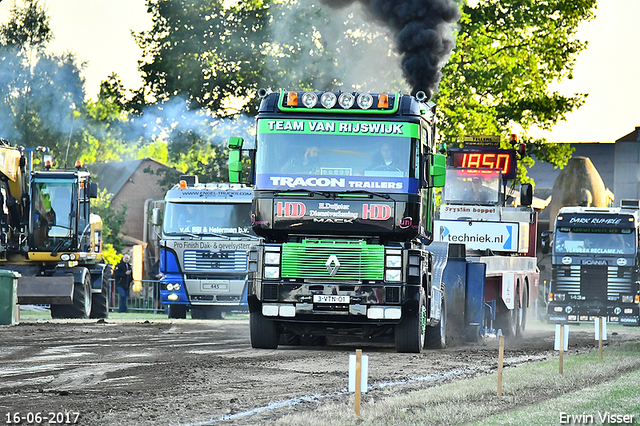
385, 269, 401, 282
301, 92, 318, 108
264, 266, 280, 279
320, 92, 337, 108
385, 255, 402, 268
338, 93, 355, 109
166, 283, 181, 291
264, 252, 280, 265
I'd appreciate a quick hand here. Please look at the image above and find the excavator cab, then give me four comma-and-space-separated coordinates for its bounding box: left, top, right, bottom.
28, 172, 94, 253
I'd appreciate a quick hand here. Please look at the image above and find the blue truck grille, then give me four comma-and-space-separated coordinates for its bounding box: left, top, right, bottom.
183, 250, 247, 272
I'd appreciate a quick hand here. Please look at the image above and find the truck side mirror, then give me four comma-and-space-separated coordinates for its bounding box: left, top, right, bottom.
152, 207, 162, 227
228, 136, 244, 184
430, 154, 446, 188
89, 183, 99, 199
540, 230, 550, 255
520, 183, 533, 207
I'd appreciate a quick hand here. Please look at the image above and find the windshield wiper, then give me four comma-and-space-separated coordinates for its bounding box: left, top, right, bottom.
337, 190, 391, 199
51, 237, 72, 257
199, 233, 231, 240
234, 232, 261, 240
275, 189, 331, 197
179, 232, 202, 239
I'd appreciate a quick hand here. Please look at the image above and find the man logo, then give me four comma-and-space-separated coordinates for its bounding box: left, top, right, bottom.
325, 255, 340, 276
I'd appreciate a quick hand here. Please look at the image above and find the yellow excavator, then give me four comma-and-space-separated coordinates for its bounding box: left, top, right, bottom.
0, 139, 110, 318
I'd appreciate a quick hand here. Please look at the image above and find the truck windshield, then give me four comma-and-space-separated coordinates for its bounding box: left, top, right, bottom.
31, 180, 76, 250
443, 169, 501, 205
163, 202, 253, 236
256, 133, 413, 178
554, 227, 636, 255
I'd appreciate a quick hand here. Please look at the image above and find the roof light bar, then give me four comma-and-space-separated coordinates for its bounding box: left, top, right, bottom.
277, 90, 399, 113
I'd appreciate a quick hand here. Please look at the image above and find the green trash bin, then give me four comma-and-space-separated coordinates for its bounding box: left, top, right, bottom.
0, 270, 21, 325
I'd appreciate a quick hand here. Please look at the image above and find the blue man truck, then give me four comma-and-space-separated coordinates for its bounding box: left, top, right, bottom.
154, 177, 258, 319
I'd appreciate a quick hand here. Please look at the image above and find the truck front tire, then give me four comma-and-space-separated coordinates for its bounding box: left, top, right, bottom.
250, 310, 279, 349
168, 304, 187, 319
395, 289, 427, 353
90, 266, 111, 319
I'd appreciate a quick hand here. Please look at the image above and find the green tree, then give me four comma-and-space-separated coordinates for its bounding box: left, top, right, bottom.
434, 0, 596, 182
78, 74, 141, 165
134, 0, 270, 118
0, 0, 86, 162
90, 189, 128, 254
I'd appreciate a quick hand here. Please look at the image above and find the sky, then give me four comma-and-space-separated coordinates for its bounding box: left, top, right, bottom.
0, 0, 638, 144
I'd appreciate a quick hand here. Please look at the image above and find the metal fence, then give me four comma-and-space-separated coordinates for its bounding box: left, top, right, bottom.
109, 279, 165, 314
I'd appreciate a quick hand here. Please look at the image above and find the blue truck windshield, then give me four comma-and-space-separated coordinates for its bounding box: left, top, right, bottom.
163, 202, 253, 236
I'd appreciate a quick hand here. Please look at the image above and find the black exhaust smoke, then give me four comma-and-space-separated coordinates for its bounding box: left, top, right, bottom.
320, 0, 460, 99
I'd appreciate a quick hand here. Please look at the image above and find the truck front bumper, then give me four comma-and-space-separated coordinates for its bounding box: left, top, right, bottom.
547, 302, 639, 325
251, 281, 420, 324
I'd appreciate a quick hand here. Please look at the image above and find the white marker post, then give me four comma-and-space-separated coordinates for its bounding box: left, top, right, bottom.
497, 330, 504, 397
595, 317, 607, 359
349, 349, 368, 417
554, 324, 569, 374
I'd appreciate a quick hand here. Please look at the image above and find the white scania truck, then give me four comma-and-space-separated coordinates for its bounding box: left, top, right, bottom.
154, 176, 259, 319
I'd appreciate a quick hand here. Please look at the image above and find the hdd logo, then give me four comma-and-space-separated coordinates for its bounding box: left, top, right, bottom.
362, 204, 391, 220
276, 202, 306, 218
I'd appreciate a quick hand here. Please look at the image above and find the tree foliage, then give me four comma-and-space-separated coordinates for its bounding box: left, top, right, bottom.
0, 0, 87, 162
90, 189, 128, 254
436, 0, 596, 182
134, 0, 270, 117
134, 0, 595, 183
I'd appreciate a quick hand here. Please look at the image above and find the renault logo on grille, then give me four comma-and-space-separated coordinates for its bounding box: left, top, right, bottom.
325, 255, 340, 276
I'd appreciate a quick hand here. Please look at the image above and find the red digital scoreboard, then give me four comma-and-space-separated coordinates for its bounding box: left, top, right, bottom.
448, 148, 517, 179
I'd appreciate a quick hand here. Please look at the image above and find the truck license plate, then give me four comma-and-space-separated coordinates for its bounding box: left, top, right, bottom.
313, 295, 350, 304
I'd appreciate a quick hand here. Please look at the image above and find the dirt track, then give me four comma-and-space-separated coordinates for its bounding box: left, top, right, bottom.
1, 316, 638, 426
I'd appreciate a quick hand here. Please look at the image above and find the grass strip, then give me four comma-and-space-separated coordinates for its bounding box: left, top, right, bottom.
468, 367, 640, 425
273, 342, 640, 426
16, 309, 249, 322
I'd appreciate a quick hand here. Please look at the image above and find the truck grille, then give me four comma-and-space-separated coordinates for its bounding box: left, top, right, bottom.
183, 250, 247, 272
281, 240, 384, 281
552, 265, 635, 299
